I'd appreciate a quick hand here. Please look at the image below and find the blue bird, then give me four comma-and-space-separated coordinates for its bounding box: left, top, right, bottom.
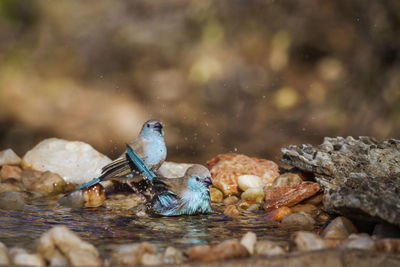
126, 145, 212, 216
70, 120, 167, 194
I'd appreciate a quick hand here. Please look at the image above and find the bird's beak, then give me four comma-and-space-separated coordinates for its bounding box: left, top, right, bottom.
153, 122, 163, 135
203, 176, 212, 187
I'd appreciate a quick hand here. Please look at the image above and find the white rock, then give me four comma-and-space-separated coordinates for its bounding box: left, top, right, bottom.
37, 226, 99, 263
254, 240, 286, 256
241, 187, 265, 204
22, 138, 111, 184
157, 162, 194, 178
0, 242, 9, 265
322, 216, 358, 239
238, 175, 263, 191
68, 249, 103, 266
0, 149, 21, 166
293, 231, 329, 251
339, 233, 375, 250
163, 246, 185, 264
240, 232, 257, 255
9, 248, 45, 267
110, 242, 156, 266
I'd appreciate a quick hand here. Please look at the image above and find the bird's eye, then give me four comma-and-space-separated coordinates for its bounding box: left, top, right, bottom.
195, 177, 200, 182
146, 124, 150, 128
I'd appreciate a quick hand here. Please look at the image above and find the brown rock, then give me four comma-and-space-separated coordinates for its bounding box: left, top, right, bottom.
104, 194, 145, 210
0, 179, 23, 193
272, 172, 303, 188
254, 240, 286, 256
224, 205, 240, 217
375, 238, 400, 254
282, 212, 316, 230
0, 165, 22, 181
68, 249, 103, 266
30, 171, 67, 195
303, 193, 323, 206
0, 242, 10, 265
293, 231, 342, 251
110, 242, 157, 266
163, 247, 185, 264
265, 206, 292, 221
290, 204, 321, 219
263, 182, 320, 212
210, 187, 223, 203
207, 153, 279, 196
82, 184, 106, 208
223, 196, 239, 205
322, 216, 358, 239
188, 239, 249, 262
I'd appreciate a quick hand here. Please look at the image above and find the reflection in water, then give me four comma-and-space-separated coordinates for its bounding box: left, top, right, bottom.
0, 197, 298, 254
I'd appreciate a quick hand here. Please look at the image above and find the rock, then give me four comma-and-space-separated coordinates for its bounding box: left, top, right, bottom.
282, 212, 316, 230
293, 231, 339, 251
207, 153, 279, 195
240, 232, 257, 255
339, 233, 375, 250
322, 216, 358, 239
210, 187, 223, 203
263, 182, 321, 212
163, 246, 185, 264
281, 136, 400, 226
68, 249, 103, 266
81, 184, 106, 208
237, 200, 254, 210
110, 242, 156, 265
48, 250, 69, 266
141, 252, 163, 266
0, 149, 21, 166
0, 191, 25, 210
223, 196, 239, 205
104, 194, 145, 210
375, 238, 400, 254
303, 193, 323, 206
224, 205, 240, 217
187, 239, 249, 262
0, 242, 10, 265
241, 187, 264, 204
0, 165, 22, 181
157, 161, 193, 178
265, 206, 292, 221
254, 240, 286, 256
9, 248, 45, 267
247, 203, 260, 212
272, 172, 303, 188
28, 171, 67, 195
0, 179, 23, 193
37, 226, 99, 265
22, 138, 111, 184
238, 175, 263, 191
290, 204, 321, 219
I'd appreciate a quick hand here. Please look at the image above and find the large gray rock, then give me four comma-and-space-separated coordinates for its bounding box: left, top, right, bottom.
281, 136, 400, 226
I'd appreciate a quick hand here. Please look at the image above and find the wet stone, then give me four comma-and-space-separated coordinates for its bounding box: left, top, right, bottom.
162, 246, 185, 265
322, 216, 358, 239
240, 231, 257, 255
110, 242, 156, 266
0, 149, 21, 166
265, 206, 292, 221
375, 238, 400, 254
293, 231, 332, 251
37, 226, 100, 265
224, 204, 240, 217
303, 193, 323, 206
208, 153, 279, 195
188, 239, 249, 262
0, 179, 23, 193
0, 242, 9, 265
281, 136, 400, 226
223, 195, 239, 205
339, 233, 375, 250
82, 184, 106, 208
290, 204, 321, 219
238, 175, 263, 191
0, 165, 22, 181
9, 248, 45, 267
241, 187, 264, 204
30, 171, 67, 195
22, 138, 111, 185
263, 182, 321, 212
281, 212, 316, 231
210, 187, 223, 203
272, 171, 303, 188
254, 240, 286, 256
104, 193, 145, 210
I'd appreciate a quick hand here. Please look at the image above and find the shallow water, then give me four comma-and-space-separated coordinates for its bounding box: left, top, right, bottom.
0, 196, 298, 255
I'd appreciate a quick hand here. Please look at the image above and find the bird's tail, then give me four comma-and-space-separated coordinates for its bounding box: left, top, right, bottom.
125, 144, 156, 183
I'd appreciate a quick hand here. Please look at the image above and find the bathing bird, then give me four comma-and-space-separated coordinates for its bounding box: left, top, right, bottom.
126, 145, 212, 216
69, 120, 167, 194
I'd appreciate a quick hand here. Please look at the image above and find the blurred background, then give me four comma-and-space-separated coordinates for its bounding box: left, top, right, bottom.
0, 0, 399, 163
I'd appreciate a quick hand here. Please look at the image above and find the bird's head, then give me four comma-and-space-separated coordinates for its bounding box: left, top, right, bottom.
187, 175, 212, 193
141, 120, 164, 137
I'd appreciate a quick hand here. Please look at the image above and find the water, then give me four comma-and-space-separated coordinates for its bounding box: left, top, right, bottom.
0, 196, 298, 255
